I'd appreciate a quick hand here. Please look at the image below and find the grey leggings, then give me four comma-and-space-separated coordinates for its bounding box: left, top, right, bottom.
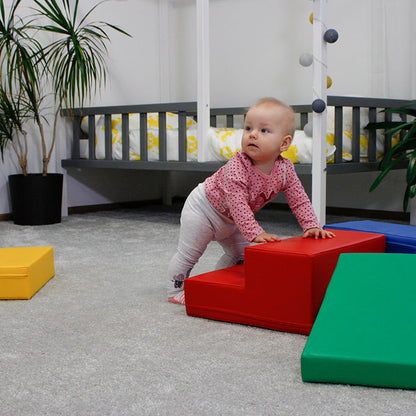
167, 183, 249, 297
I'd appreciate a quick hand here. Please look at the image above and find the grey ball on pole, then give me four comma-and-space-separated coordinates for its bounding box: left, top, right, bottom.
304, 122, 313, 137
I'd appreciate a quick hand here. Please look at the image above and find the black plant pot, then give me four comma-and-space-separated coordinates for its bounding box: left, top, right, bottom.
9, 173, 63, 225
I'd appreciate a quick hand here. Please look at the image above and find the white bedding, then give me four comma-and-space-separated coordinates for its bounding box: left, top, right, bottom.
79, 110, 396, 164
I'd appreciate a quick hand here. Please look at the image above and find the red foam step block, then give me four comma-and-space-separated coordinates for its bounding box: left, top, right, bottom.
185, 230, 385, 334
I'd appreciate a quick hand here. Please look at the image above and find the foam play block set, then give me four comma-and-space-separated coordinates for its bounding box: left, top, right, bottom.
301, 253, 416, 389
185, 230, 385, 334
324, 220, 416, 253
0, 247, 55, 299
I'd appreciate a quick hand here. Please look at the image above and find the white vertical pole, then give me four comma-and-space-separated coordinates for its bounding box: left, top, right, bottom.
196, 0, 210, 162
312, 0, 327, 226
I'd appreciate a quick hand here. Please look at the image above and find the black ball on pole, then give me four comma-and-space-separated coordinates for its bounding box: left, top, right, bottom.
312, 99, 326, 113
323, 29, 339, 43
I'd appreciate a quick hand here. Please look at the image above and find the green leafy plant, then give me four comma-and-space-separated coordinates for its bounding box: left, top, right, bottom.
366, 102, 416, 211
0, 0, 130, 175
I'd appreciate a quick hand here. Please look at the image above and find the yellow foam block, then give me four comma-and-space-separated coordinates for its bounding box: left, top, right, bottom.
0, 247, 55, 299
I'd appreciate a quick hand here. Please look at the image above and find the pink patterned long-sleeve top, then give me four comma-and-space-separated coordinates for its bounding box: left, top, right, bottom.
205, 150, 321, 242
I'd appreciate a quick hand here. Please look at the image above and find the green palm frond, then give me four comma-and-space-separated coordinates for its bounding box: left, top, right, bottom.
383, 104, 416, 118
0, 84, 26, 160
366, 121, 413, 137
365, 101, 416, 211
0, 1, 43, 102
0, 0, 131, 174
33, 0, 131, 109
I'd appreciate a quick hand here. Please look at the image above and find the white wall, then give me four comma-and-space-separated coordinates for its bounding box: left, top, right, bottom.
170, 0, 416, 105
0, 0, 163, 215
1, 0, 415, 217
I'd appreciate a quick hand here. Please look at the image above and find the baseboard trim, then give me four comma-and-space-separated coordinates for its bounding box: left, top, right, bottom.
0, 213, 12, 221
67, 199, 163, 215
265, 202, 410, 222
2, 199, 408, 222
326, 206, 410, 222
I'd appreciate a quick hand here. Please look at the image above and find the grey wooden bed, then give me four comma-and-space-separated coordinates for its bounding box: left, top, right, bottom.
61, 96, 410, 175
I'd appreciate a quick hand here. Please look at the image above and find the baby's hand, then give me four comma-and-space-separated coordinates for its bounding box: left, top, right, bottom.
253, 232, 281, 243
303, 228, 336, 239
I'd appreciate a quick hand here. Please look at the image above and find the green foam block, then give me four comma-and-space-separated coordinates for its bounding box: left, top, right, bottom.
301, 253, 416, 389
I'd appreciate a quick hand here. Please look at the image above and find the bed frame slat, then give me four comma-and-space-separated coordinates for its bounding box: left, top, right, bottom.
334, 106, 343, 164
178, 111, 187, 162
121, 113, 129, 161
300, 112, 308, 129
104, 114, 112, 160
400, 113, 407, 141
88, 115, 96, 160
367, 107, 377, 162
351, 107, 360, 162
140, 113, 148, 162
159, 112, 167, 161
383, 110, 393, 157
72, 116, 81, 159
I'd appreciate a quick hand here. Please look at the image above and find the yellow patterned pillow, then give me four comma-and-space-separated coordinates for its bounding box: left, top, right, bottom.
208, 127, 243, 161
208, 128, 335, 164
146, 127, 198, 161
282, 144, 299, 163
282, 131, 336, 163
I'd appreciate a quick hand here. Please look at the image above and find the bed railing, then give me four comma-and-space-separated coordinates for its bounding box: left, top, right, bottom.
327, 96, 410, 172
61, 96, 412, 174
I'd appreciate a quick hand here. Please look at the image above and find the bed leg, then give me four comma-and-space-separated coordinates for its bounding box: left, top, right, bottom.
410, 197, 416, 226
161, 171, 173, 206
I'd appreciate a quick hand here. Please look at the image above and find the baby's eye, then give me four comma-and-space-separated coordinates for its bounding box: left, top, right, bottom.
245, 126, 252, 131
261, 128, 270, 133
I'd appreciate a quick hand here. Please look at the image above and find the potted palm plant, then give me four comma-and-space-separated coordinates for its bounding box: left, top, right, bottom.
366, 102, 416, 216
0, 0, 130, 225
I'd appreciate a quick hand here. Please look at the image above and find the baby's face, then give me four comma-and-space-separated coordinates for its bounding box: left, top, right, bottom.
242, 103, 293, 167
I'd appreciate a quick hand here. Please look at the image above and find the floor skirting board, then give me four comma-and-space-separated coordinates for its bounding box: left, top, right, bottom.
68, 200, 411, 222
324, 206, 409, 222
0, 213, 12, 222
67, 199, 164, 215
1, 199, 410, 222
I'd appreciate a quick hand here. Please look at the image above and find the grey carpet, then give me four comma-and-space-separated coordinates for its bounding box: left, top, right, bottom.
0, 204, 415, 416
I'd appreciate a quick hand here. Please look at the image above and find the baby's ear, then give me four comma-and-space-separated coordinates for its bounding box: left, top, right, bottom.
280, 135, 292, 152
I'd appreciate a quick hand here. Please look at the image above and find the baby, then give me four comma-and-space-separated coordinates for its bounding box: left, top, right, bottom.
167, 97, 335, 305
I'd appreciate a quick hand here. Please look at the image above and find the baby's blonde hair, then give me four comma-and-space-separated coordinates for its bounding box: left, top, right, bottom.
251, 97, 296, 137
